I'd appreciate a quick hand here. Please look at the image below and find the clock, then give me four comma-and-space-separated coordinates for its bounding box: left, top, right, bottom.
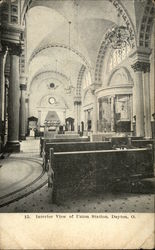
49, 97, 55, 104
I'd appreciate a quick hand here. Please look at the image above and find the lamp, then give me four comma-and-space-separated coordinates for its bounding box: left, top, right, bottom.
65, 21, 75, 94
108, 13, 131, 50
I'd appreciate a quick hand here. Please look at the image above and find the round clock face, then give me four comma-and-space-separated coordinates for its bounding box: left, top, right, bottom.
49, 97, 55, 104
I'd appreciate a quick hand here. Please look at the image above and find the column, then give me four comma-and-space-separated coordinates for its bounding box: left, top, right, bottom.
62, 110, 66, 131
77, 102, 81, 132
143, 63, 152, 138
92, 93, 97, 133
20, 83, 27, 140
3, 77, 9, 145
74, 98, 81, 133
6, 44, 21, 152
38, 110, 41, 131
111, 95, 115, 132
0, 46, 7, 151
84, 110, 87, 130
129, 94, 133, 132
25, 98, 29, 136
131, 62, 144, 137
74, 101, 78, 132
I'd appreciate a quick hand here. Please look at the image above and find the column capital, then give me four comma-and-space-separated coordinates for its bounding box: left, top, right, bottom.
7, 42, 22, 56
143, 63, 150, 73
74, 96, 81, 105
131, 61, 150, 73
74, 101, 81, 105
0, 42, 8, 56
20, 84, 27, 91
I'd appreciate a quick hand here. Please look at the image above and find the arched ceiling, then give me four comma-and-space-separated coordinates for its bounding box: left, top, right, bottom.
25, 0, 135, 95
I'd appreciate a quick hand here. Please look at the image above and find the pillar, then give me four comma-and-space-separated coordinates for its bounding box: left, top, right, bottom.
0, 46, 7, 151
129, 94, 133, 132
84, 110, 87, 130
25, 98, 29, 136
6, 44, 21, 152
74, 98, 81, 132
3, 77, 9, 145
74, 102, 78, 132
77, 103, 81, 132
131, 62, 145, 137
92, 93, 97, 133
111, 95, 115, 132
38, 110, 41, 131
143, 63, 152, 138
20, 83, 27, 140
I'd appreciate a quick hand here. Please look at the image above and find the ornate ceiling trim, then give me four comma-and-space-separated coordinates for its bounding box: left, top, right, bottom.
138, 0, 154, 48
76, 65, 86, 96
29, 70, 70, 88
109, 0, 136, 47
28, 43, 91, 70
94, 0, 137, 85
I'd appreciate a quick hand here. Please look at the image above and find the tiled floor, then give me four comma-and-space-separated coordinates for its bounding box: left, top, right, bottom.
0, 138, 154, 213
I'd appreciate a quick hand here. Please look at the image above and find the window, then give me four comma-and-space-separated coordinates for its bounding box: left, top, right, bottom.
108, 42, 131, 72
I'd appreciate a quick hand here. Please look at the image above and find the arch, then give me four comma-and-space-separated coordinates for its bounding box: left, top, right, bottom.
107, 67, 134, 86
138, 0, 154, 48
94, 0, 136, 85
76, 65, 86, 96
39, 93, 69, 109
28, 43, 91, 70
83, 87, 93, 102
21, 0, 34, 25
29, 70, 70, 89
109, 0, 136, 45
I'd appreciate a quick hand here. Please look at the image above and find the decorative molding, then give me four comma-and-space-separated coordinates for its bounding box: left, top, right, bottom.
0, 42, 8, 55
5, 42, 22, 56
94, 0, 136, 85
109, 0, 136, 46
28, 43, 91, 70
74, 101, 81, 106
143, 62, 150, 73
20, 84, 27, 91
131, 61, 150, 72
76, 65, 86, 96
138, 0, 154, 48
30, 70, 70, 86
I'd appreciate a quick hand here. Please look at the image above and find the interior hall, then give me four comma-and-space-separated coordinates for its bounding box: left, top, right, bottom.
0, 0, 155, 213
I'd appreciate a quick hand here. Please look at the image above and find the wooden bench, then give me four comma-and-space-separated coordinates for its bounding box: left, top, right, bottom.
40, 137, 90, 157
43, 141, 112, 170
48, 147, 154, 203
131, 139, 154, 148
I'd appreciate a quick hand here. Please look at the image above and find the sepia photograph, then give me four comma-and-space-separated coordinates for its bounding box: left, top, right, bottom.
0, 0, 155, 249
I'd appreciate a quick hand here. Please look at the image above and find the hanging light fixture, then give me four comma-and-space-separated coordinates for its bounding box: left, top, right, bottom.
108, 12, 131, 50
65, 21, 75, 94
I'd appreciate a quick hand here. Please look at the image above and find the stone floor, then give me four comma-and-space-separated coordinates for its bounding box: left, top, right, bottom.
0, 137, 154, 213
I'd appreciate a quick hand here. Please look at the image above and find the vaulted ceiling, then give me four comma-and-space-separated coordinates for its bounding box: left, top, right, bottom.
26, 0, 127, 92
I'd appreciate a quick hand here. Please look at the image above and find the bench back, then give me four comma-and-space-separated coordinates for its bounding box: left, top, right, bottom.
40, 136, 90, 156
49, 148, 153, 202
131, 139, 154, 148
43, 141, 112, 170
